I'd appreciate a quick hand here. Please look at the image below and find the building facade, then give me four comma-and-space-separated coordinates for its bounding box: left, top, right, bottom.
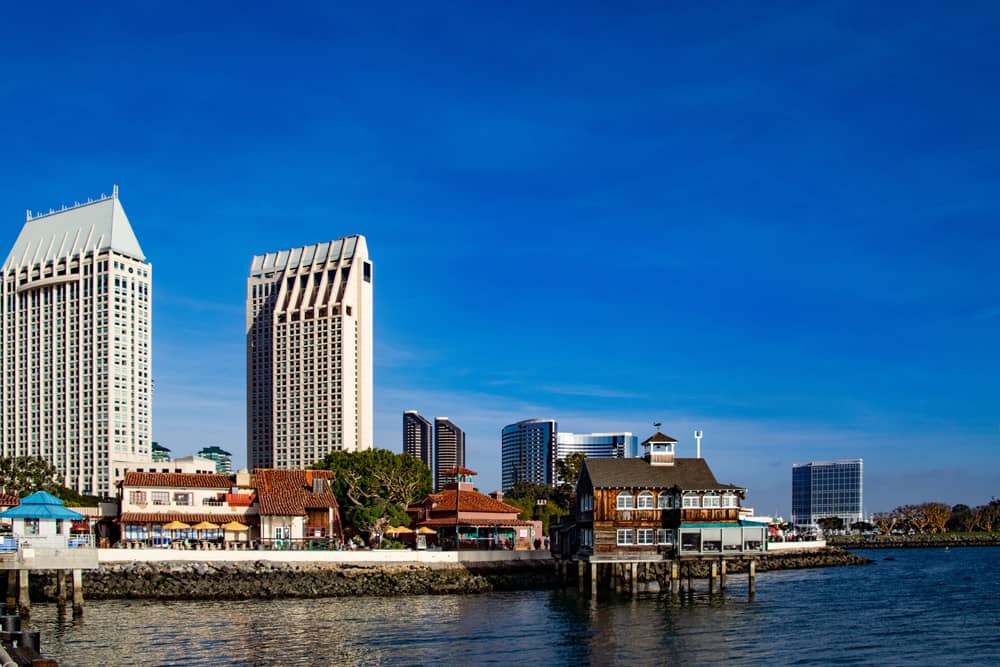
501, 418, 557, 492
246, 236, 373, 470
1, 188, 152, 498
197, 445, 232, 474
552, 432, 765, 562
434, 417, 465, 491
151, 442, 170, 462
791, 459, 864, 529
403, 410, 433, 471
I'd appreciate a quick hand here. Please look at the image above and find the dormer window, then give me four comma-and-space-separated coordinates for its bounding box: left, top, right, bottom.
616, 492, 634, 510
637, 492, 654, 509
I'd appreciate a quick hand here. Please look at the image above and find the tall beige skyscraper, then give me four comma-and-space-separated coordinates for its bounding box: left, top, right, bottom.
1, 187, 152, 498
247, 235, 373, 470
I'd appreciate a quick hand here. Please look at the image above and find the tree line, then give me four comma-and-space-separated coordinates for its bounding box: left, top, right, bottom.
869, 500, 1000, 534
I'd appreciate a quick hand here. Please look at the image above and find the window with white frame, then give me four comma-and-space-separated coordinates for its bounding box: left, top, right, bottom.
617, 529, 634, 545
173, 492, 193, 506
656, 528, 673, 545
721, 493, 738, 508
152, 491, 169, 505
682, 494, 701, 508
702, 494, 721, 508
129, 490, 147, 504
616, 492, 634, 510
637, 491, 654, 509
657, 493, 673, 509
637, 528, 654, 545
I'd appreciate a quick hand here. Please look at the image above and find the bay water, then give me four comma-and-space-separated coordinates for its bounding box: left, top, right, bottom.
26, 547, 1000, 666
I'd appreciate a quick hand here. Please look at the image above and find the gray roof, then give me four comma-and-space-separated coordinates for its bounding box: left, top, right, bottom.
250, 235, 364, 276
4, 194, 145, 270
583, 457, 743, 492
642, 431, 678, 445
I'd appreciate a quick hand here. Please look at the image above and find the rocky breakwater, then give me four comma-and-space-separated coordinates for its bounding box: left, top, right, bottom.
640, 547, 870, 582
29, 559, 560, 601
830, 533, 1000, 549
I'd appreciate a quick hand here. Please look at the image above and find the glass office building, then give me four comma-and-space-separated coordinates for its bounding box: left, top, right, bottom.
791, 459, 863, 529
556, 432, 639, 461
501, 419, 557, 492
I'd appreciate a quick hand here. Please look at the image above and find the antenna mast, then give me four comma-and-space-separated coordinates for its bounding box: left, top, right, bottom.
694, 430, 703, 458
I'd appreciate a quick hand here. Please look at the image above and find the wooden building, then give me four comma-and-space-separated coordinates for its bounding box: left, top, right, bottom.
552, 432, 767, 595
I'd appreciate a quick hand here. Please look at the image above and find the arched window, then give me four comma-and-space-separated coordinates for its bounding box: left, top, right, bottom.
682, 493, 700, 508
616, 492, 634, 510
721, 493, 738, 508
657, 493, 673, 509
637, 491, 655, 509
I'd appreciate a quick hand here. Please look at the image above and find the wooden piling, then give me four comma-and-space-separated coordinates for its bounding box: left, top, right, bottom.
748, 559, 756, 595
686, 563, 694, 596
670, 560, 679, 595
709, 561, 717, 594
578, 561, 585, 592
720, 559, 727, 590
17, 570, 29, 617
591, 562, 598, 599
56, 570, 67, 608
5, 572, 14, 610
631, 562, 638, 596
72, 570, 84, 616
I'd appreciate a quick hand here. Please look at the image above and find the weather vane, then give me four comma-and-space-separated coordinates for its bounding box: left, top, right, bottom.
653, 421, 662, 431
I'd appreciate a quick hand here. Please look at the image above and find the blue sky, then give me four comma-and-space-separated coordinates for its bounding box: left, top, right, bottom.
2, 2, 998, 516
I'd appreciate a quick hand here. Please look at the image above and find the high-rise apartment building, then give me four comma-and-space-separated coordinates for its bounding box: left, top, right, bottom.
434, 417, 465, 492
197, 445, 233, 474
501, 418, 557, 492
151, 441, 170, 462
403, 410, 433, 470
1, 188, 152, 498
246, 236, 373, 470
791, 459, 864, 529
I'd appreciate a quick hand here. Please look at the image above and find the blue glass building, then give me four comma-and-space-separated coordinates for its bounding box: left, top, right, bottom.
791, 459, 864, 529
501, 419, 557, 492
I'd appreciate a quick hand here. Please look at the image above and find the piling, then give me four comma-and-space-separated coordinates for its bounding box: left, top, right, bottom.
578, 561, 585, 593
631, 562, 638, 596
720, 559, 727, 590
590, 562, 598, 599
748, 559, 756, 595
709, 561, 717, 594
670, 560, 679, 595
17, 571, 29, 617
4, 573, 13, 611
72, 570, 84, 616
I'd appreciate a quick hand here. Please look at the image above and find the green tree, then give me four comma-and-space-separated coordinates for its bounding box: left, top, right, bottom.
816, 517, 844, 532
0, 456, 63, 498
504, 481, 566, 535
313, 449, 432, 542
850, 521, 874, 532
554, 452, 586, 508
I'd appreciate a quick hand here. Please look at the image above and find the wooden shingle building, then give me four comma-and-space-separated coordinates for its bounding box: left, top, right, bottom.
552, 432, 767, 595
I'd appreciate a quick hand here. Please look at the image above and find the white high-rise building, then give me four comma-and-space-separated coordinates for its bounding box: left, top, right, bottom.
1, 187, 152, 498
246, 235, 373, 469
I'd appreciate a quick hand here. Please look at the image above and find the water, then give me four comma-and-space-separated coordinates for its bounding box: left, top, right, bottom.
24, 547, 1000, 666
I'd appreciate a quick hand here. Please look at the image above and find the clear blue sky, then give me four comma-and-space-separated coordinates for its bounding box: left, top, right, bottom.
2, 2, 998, 516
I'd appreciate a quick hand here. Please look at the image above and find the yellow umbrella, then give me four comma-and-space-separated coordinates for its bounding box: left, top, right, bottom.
163, 520, 191, 530
417, 526, 437, 535
192, 521, 220, 530
222, 521, 249, 531
385, 525, 414, 535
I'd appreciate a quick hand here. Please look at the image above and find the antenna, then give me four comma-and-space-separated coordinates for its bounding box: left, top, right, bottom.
694, 430, 703, 458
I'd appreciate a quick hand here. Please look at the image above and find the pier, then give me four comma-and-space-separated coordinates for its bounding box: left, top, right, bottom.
0, 540, 97, 617
565, 553, 759, 598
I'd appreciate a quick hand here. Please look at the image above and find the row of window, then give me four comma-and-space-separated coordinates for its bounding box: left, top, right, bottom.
617, 528, 675, 546
615, 491, 739, 510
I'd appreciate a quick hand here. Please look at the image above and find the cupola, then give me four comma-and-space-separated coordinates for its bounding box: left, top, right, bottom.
642, 432, 678, 466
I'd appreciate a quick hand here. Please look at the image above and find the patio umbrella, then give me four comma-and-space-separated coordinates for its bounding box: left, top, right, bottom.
192, 521, 219, 530
416, 526, 437, 535
221, 521, 249, 531
163, 520, 190, 530
385, 525, 414, 535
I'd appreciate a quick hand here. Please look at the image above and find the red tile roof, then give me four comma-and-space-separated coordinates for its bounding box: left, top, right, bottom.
0, 494, 19, 507
122, 472, 233, 489
253, 469, 339, 516
418, 518, 535, 527
120, 512, 258, 525
417, 489, 522, 515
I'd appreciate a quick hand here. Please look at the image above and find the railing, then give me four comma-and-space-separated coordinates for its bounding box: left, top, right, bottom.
1, 534, 96, 550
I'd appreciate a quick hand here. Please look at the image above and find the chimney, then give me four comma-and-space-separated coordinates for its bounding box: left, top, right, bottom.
236, 469, 251, 488
489, 491, 504, 503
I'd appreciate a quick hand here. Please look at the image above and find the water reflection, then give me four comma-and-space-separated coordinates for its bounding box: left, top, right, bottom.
22, 548, 1000, 667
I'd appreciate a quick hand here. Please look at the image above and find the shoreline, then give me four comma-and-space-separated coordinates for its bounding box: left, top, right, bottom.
14, 547, 870, 602
830, 534, 1000, 549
